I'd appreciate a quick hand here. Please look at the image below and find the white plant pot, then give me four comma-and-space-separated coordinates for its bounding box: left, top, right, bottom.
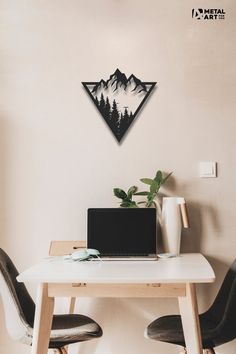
160, 197, 186, 256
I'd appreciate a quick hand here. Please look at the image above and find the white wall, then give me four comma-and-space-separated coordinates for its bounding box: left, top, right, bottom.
0, 0, 236, 353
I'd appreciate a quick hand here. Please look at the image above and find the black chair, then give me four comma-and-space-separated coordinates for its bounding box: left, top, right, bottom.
146, 259, 236, 353
0, 248, 102, 354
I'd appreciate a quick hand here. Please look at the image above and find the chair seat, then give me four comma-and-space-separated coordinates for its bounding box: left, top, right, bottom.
24, 314, 102, 349
147, 314, 217, 349
49, 314, 103, 348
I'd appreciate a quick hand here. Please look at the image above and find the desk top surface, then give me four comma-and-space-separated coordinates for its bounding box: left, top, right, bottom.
17, 253, 215, 284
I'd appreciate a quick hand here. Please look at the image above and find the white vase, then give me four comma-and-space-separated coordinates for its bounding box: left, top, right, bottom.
160, 197, 188, 256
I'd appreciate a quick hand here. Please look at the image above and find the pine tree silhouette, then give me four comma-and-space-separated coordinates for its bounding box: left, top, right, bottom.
118, 112, 124, 137
119, 107, 129, 137
124, 108, 129, 121
104, 97, 111, 120
111, 99, 120, 137
111, 100, 119, 123
129, 111, 133, 123
95, 96, 99, 107
99, 93, 105, 112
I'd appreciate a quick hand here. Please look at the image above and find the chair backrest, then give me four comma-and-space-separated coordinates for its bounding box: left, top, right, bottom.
204, 258, 236, 344
49, 240, 86, 256
0, 248, 35, 344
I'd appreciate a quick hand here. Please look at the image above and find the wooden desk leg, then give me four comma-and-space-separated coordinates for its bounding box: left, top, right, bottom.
31, 283, 54, 354
178, 283, 202, 354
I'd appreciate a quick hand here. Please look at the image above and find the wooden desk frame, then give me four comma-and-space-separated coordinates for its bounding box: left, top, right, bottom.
32, 281, 202, 354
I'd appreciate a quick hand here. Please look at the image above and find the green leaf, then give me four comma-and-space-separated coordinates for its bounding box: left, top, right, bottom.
147, 192, 155, 203
120, 201, 138, 208
150, 180, 159, 194
134, 191, 149, 196
154, 170, 163, 184
113, 188, 127, 200
140, 178, 153, 185
130, 202, 139, 208
127, 185, 138, 199
120, 201, 132, 207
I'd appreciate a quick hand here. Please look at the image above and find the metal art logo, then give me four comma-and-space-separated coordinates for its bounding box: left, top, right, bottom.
192, 8, 225, 20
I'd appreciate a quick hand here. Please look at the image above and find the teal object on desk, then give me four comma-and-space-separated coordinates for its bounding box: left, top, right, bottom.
71, 248, 100, 261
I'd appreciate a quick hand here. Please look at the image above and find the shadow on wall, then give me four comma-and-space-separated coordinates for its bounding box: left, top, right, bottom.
0, 117, 27, 353
157, 196, 220, 254
181, 200, 221, 253
0, 116, 8, 250
179, 197, 222, 311
160, 175, 221, 254
198, 256, 230, 309
0, 117, 8, 342
159, 177, 223, 313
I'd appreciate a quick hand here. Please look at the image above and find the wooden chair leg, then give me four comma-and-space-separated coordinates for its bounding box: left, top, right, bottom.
61, 348, 68, 354
69, 297, 76, 314
63, 297, 76, 353
53, 349, 63, 354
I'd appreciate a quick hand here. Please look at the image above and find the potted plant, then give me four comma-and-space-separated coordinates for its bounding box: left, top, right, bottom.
113, 170, 172, 209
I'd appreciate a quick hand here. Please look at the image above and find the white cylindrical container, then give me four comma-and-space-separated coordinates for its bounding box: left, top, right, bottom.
161, 197, 186, 256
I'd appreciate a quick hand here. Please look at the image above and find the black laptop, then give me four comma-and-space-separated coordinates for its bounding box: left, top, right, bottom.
87, 208, 157, 260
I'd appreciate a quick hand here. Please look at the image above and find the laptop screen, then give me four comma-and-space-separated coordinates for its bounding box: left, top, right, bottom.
87, 208, 157, 256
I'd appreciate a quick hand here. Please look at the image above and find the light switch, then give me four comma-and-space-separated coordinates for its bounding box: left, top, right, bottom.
199, 162, 217, 178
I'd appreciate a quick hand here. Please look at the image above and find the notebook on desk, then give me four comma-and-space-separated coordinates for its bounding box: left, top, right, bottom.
87, 208, 157, 260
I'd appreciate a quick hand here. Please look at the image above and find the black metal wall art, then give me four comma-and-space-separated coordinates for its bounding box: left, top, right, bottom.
82, 69, 157, 142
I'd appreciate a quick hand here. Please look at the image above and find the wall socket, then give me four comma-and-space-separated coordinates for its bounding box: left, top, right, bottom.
199, 162, 217, 178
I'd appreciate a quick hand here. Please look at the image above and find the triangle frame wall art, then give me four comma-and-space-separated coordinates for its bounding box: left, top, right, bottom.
82, 69, 157, 142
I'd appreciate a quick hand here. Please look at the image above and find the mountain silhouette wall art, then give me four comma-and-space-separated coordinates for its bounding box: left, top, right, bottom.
82, 69, 157, 142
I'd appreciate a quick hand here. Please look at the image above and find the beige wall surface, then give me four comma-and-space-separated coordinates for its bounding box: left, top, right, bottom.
0, 1, 236, 353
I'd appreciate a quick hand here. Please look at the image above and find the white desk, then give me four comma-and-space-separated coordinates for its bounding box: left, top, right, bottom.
17, 253, 215, 354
